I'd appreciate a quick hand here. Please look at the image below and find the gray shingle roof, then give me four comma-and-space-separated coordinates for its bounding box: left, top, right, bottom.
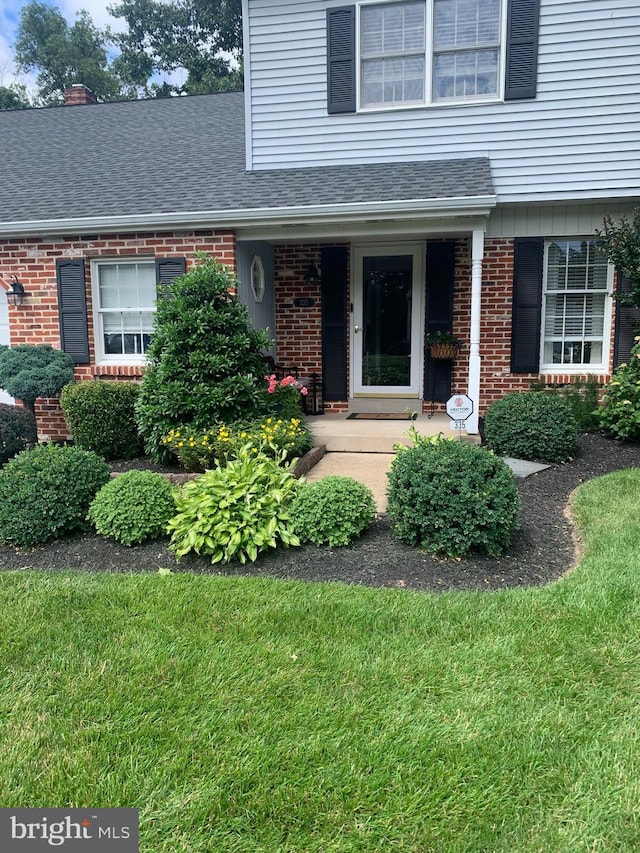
0, 91, 494, 224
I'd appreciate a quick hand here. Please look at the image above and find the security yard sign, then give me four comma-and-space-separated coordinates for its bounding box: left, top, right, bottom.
446, 394, 474, 435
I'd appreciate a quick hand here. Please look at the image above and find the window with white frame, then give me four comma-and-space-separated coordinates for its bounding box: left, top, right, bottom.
93, 259, 156, 361
541, 240, 612, 371
359, 0, 502, 108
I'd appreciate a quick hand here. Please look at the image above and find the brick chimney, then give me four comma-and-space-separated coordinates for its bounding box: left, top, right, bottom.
63, 84, 98, 105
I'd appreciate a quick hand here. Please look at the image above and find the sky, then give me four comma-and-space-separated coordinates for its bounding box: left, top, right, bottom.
0, 0, 124, 90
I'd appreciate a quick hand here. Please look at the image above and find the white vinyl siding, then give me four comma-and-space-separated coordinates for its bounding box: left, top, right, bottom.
92, 259, 156, 364
541, 240, 612, 373
244, 0, 640, 203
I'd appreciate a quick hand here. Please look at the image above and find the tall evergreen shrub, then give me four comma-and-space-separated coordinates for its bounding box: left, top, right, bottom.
136, 255, 270, 461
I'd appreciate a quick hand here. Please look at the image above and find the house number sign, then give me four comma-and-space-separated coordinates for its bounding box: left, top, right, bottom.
446, 394, 474, 434
293, 297, 316, 308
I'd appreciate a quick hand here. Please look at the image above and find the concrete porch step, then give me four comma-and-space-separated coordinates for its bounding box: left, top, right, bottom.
305, 413, 477, 453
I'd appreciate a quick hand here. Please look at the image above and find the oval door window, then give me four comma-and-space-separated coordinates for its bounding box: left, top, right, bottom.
250, 255, 265, 303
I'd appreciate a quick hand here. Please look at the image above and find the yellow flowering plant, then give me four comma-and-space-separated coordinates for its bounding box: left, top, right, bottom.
162, 417, 313, 471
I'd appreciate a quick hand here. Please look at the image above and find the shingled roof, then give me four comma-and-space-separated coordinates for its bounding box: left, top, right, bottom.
0, 90, 494, 227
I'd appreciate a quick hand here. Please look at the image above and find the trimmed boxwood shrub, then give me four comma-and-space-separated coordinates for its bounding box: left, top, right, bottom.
386, 439, 519, 558
484, 391, 578, 463
88, 471, 177, 546
60, 380, 144, 460
0, 403, 37, 465
0, 444, 110, 548
291, 476, 376, 547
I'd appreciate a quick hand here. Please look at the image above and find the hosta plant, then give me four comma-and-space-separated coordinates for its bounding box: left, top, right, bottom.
168, 448, 300, 564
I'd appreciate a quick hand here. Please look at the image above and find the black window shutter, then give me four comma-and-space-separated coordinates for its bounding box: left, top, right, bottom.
155, 256, 186, 286
505, 0, 540, 100
321, 247, 348, 401
424, 241, 456, 403
327, 6, 356, 114
614, 271, 640, 368
511, 237, 543, 373
56, 258, 89, 365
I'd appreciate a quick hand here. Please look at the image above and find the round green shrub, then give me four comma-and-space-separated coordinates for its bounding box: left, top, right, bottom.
0, 403, 37, 465
597, 336, 640, 441
386, 439, 520, 558
291, 476, 376, 547
484, 391, 578, 463
0, 444, 110, 548
88, 470, 176, 546
60, 380, 144, 460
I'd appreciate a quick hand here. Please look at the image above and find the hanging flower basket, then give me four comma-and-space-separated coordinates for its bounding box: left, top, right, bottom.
429, 342, 460, 360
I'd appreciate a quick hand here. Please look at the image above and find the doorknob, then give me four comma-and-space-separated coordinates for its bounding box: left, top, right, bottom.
354, 325, 361, 333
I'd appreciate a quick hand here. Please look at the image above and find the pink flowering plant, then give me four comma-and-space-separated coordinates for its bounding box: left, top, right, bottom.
265, 373, 309, 420
597, 336, 640, 441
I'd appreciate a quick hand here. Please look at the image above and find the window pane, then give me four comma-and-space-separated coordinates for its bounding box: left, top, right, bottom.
542, 241, 609, 368
433, 48, 497, 99
434, 0, 500, 49
98, 261, 156, 358
361, 2, 424, 56
362, 56, 424, 105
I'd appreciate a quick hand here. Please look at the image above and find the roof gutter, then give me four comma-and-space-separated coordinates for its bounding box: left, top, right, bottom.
0, 195, 496, 238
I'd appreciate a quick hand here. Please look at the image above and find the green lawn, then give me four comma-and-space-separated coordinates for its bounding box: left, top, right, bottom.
1, 470, 639, 852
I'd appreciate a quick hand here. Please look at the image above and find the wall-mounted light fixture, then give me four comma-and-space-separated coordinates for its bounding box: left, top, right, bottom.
304, 262, 320, 284
6, 275, 28, 306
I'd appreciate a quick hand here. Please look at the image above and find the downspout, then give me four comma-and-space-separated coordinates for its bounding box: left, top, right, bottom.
466, 227, 484, 434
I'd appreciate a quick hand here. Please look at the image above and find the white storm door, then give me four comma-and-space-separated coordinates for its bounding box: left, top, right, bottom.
352, 245, 423, 396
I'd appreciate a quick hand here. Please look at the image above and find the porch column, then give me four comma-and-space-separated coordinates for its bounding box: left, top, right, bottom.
466, 228, 484, 434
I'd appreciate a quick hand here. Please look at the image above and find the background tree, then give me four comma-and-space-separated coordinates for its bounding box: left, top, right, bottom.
14, 1, 124, 104
109, 0, 242, 96
0, 84, 31, 110
596, 209, 640, 308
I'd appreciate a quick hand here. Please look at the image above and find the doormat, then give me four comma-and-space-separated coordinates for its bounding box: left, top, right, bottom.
347, 412, 413, 420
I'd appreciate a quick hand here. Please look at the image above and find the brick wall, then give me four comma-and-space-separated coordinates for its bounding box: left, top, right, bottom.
0, 230, 236, 440
274, 237, 618, 416
273, 243, 350, 413
451, 236, 615, 413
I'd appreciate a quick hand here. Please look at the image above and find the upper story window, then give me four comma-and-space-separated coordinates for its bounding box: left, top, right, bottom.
541, 240, 613, 372
359, 0, 502, 109
93, 259, 156, 363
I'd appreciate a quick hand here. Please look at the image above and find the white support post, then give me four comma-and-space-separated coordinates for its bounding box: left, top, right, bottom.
466, 228, 484, 434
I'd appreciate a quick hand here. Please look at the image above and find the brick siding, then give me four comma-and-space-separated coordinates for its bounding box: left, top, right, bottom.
0, 230, 236, 440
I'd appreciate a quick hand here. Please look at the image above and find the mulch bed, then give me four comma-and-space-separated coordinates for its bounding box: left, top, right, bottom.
1, 434, 638, 592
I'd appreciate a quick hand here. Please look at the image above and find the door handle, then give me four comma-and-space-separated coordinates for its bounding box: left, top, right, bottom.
354, 325, 361, 333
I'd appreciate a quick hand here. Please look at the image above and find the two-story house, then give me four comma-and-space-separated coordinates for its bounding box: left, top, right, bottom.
0, 0, 639, 438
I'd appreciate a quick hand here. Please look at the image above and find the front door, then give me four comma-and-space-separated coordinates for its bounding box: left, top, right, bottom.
352, 245, 423, 397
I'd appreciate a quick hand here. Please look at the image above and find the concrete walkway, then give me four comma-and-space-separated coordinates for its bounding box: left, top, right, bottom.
305, 452, 395, 513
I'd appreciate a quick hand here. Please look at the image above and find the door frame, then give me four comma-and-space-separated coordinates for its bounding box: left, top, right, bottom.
351, 243, 425, 399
